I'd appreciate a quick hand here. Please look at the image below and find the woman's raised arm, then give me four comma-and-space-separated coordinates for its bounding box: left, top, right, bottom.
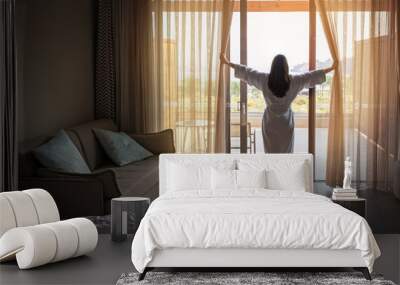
322, 60, 338, 74
294, 60, 337, 90
220, 53, 267, 90
220, 53, 235, 69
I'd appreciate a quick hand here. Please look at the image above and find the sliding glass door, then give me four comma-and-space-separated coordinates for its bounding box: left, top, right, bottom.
228, 0, 312, 154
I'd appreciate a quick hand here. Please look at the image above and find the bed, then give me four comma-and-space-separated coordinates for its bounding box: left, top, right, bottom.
131, 154, 380, 280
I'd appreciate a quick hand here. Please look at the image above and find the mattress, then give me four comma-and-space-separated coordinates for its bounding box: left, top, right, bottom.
131, 189, 380, 273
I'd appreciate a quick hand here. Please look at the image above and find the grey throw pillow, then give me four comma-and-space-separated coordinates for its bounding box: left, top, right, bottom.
93, 128, 153, 166
33, 130, 91, 174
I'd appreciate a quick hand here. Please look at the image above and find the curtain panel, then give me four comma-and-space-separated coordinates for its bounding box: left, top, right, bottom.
114, 0, 159, 134
102, 0, 234, 152
315, 0, 400, 192
95, 0, 158, 132
152, 0, 234, 153
95, 0, 117, 121
216, 0, 234, 152
0, 0, 18, 192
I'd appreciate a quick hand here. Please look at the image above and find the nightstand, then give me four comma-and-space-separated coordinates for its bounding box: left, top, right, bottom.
332, 198, 366, 218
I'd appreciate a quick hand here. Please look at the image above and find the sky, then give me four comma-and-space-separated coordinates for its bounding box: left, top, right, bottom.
230, 12, 332, 73
161, 10, 376, 78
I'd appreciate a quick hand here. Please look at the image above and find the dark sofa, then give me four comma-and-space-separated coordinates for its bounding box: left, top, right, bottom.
19, 119, 175, 219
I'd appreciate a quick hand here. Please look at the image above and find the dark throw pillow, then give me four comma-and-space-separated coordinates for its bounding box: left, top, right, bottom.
93, 128, 153, 166
33, 130, 91, 174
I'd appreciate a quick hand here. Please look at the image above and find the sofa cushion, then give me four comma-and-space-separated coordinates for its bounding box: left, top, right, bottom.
64, 130, 85, 158
67, 119, 118, 170
19, 133, 86, 178
96, 156, 159, 199
32, 130, 91, 174
93, 129, 153, 166
128, 129, 175, 154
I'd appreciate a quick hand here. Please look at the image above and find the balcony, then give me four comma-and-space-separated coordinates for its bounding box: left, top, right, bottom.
230, 112, 329, 180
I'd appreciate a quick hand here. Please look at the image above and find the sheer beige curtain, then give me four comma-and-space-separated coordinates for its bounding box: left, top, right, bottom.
153, 0, 234, 153
315, 0, 400, 191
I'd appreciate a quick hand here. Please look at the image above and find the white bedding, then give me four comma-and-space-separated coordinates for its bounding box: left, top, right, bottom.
131, 190, 380, 273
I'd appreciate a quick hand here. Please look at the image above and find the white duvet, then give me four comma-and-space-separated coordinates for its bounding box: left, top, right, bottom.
131, 190, 380, 273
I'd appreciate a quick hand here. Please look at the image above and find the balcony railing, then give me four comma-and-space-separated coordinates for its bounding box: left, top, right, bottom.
230, 112, 330, 128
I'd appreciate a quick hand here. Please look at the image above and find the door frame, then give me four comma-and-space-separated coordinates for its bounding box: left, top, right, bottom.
239, 0, 248, 153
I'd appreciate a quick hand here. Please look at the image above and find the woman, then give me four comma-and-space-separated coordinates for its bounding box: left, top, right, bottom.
220, 53, 336, 153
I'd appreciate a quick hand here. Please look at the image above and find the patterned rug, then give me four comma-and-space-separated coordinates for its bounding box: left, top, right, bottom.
116, 271, 395, 285
86, 215, 111, 234
87, 215, 140, 234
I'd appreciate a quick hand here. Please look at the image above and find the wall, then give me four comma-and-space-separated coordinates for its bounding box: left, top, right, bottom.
17, 0, 95, 142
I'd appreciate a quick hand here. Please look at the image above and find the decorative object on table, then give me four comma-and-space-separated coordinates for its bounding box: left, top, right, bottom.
343, 156, 353, 189
332, 198, 366, 218
116, 271, 393, 285
0, 189, 98, 269
332, 156, 358, 200
111, 197, 150, 242
332, 187, 358, 200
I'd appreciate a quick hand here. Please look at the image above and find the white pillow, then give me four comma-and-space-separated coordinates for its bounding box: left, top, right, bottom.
211, 169, 267, 190
167, 163, 211, 191
167, 159, 236, 192
211, 168, 237, 190
237, 169, 267, 188
266, 167, 306, 191
238, 159, 309, 191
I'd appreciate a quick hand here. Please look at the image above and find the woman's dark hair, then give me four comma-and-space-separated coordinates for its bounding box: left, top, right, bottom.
268, 54, 291, 98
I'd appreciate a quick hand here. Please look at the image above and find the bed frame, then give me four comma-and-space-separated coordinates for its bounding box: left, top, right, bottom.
139, 248, 371, 280
138, 154, 372, 281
